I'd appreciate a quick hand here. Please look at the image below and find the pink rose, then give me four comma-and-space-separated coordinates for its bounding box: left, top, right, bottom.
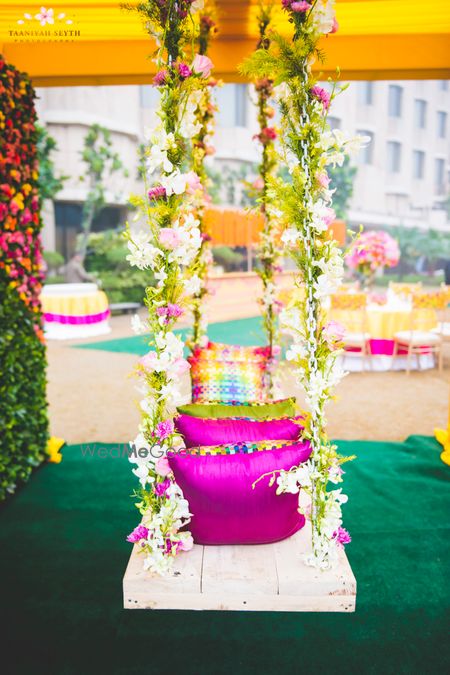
185, 171, 202, 194
252, 177, 264, 190
155, 456, 171, 477
171, 357, 191, 376
291, 1, 311, 12
317, 171, 330, 189
192, 54, 213, 78
148, 185, 166, 200
126, 524, 149, 543
323, 206, 336, 226
139, 351, 158, 371
159, 227, 181, 250
177, 534, 194, 552
322, 320, 346, 349
153, 69, 168, 86
330, 17, 339, 34
310, 85, 331, 111
154, 478, 171, 497
155, 419, 175, 441
177, 62, 192, 79
333, 527, 351, 547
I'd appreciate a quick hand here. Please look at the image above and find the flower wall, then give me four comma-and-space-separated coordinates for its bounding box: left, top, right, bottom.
0, 55, 48, 500
242, 0, 367, 569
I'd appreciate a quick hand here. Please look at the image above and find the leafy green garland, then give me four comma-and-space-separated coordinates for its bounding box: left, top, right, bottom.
241, 1, 367, 568
187, 1, 218, 348
124, 0, 214, 573
0, 56, 48, 500
252, 1, 281, 389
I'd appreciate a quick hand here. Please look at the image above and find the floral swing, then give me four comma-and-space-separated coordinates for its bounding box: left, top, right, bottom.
123, 1, 363, 607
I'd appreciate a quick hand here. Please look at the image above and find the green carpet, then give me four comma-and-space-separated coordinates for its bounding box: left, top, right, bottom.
75, 316, 265, 355
1, 435, 449, 674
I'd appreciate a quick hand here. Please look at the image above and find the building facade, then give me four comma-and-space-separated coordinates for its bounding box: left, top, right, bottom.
36, 79, 450, 258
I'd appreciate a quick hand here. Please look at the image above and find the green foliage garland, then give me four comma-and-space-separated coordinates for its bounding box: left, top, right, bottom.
240, 1, 366, 568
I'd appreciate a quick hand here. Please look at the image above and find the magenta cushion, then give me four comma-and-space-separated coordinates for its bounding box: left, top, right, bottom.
168, 440, 312, 545
175, 413, 304, 447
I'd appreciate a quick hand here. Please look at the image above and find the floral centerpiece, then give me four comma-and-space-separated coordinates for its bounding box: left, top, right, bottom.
345, 230, 400, 290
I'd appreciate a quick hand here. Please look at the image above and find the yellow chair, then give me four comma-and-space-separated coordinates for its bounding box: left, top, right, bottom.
388, 281, 423, 301
392, 292, 443, 373
330, 293, 372, 370
339, 282, 359, 293
432, 285, 450, 342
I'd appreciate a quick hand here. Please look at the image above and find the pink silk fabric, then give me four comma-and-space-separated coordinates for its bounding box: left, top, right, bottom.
168, 440, 312, 545
175, 413, 304, 447
43, 309, 110, 325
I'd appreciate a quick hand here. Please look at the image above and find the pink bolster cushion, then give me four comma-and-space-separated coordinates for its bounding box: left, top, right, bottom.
168, 440, 312, 545
175, 413, 304, 448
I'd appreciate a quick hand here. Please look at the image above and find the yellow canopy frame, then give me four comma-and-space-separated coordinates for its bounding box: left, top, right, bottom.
1, 1, 449, 85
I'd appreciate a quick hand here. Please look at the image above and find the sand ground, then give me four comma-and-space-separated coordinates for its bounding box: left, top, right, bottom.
46, 300, 450, 445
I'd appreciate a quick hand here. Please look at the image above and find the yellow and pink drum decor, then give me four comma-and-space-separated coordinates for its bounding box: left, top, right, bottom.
40, 283, 111, 340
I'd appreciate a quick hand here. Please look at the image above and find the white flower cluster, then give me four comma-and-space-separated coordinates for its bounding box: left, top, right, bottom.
179, 90, 203, 139
313, 244, 344, 300
317, 129, 371, 168
311, 0, 336, 35
305, 489, 348, 569
126, 231, 161, 270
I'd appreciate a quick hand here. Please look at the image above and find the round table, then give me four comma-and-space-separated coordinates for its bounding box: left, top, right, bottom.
330, 301, 438, 371
40, 283, 111, 340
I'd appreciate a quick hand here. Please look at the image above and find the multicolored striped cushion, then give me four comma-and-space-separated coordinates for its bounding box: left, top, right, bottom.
188, 355, 269, 404
191, 341, 272, 362
174, 439, 293, 455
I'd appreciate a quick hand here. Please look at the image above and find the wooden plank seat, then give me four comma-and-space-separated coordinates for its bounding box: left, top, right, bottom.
123, 523, 356, 612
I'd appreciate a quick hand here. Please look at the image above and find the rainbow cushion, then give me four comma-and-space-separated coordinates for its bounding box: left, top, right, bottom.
192, 341, 273, 362
168, 439, 312, 545
175, 413, 304, 447
177, 398, 297, 419
188, 355, 269, 404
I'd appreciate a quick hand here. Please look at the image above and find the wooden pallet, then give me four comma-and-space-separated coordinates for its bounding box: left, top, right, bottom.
123, 524, 356, 612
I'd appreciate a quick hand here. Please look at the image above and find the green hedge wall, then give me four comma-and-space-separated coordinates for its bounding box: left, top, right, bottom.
0, 56, 48, 499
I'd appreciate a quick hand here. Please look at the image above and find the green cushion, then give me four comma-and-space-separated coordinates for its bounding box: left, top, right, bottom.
176, 398, 297, 420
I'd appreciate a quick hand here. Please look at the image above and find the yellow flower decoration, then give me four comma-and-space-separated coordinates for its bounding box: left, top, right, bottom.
46, 437, 65, 464
434, 429, 450, 467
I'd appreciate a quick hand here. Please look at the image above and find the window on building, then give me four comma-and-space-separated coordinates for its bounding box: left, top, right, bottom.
435, 158, 446, 195
412, 150, 425, 179
388, 85, 403, 117
387, 141, 402, 173
54, 202, 127, 260
414, 99, 427, 128
439, 80, 449, 92
357, 130, 374, 164
216, 84, 248, 127
327, 116, 341, 130
437, 111, 447, 138
139, 85, 160, 108
358, 82, 374, 105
